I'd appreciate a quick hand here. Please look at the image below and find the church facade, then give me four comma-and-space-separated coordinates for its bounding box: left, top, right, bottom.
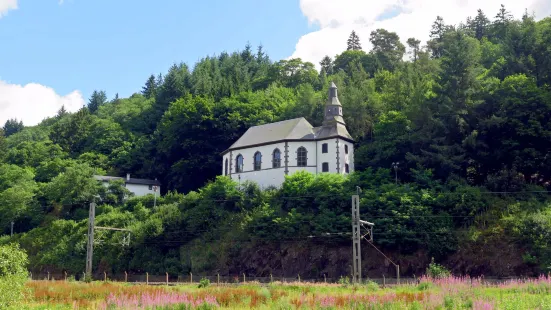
221, 82, 354, 188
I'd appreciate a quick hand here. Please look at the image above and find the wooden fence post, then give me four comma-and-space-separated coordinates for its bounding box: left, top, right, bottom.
243, 273, 246, 283
64, 271, 68, 281
166, 272, 169, 286
146, 272, 149, 285
29, 272, 32, 281
217, 273, 220, 285
83, 272, 85, 281
383, 275, 386, 288
47, 272, 50, 281
190, 272, 192, 283
298, 274, 300, 283
324, 274, 326, 283
125, 271, 128, 283
104, 271, 107, 282
270, 273, 273, 283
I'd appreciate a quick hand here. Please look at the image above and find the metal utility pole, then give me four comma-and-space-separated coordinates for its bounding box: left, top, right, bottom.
352, 195, 361, 283
352, 194, 374, 284
85, 201, 131, 280
10, 221, 14, 237
86, 202, 96, 279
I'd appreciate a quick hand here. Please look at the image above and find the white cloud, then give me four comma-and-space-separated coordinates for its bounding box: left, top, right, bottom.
0, 80, 85, 126
532, 0, 551, 19
290, 0, 549, 67
0, 0, 17, 17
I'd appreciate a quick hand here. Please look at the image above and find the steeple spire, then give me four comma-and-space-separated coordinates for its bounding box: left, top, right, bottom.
328, 82, 342, 106
323, 82, 345, 126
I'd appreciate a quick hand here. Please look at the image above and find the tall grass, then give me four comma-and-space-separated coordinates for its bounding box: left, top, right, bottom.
21, 275, 551, 309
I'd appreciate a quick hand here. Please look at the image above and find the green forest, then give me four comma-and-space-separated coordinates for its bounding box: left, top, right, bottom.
1, 6, 551, 279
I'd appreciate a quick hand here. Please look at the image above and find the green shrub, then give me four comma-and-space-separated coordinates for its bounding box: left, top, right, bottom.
426, 257, 451, 279
417, 282, 433, 291
198, 277, 210, 288
364, 280, 379, 291
338, 276, 350, 287
0, 243, 29, 308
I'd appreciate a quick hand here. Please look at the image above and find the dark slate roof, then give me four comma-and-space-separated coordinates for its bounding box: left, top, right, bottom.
94, 175, 161, 186
222, 117, 354, 154
223, 118, 315, 151
315, 123, 353, 140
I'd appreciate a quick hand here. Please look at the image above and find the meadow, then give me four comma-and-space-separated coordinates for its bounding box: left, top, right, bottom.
15, 275, 551, 309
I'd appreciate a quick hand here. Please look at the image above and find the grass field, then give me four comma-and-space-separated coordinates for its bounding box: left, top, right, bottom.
17, 276, 551, 309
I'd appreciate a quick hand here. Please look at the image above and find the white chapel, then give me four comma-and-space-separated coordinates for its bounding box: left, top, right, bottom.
221, 82, 354, 188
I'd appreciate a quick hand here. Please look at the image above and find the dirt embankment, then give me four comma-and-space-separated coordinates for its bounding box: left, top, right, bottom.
213, 237, 533, 279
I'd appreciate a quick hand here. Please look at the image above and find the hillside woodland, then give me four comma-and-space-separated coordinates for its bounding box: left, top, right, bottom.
1, 7, 551, 278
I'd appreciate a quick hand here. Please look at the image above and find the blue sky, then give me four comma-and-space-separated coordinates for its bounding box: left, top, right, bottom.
0, 0, 315, 101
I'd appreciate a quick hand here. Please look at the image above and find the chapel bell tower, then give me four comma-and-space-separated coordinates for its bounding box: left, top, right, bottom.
323, 82, 346, 126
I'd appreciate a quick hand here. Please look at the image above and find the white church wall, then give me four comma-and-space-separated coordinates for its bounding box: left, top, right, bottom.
346, 140, 355, 172
314, 138, 355, 175
286, 141, 317, 171
337, 139, 354, 174
225, 142, 287, 189
235, 168, 286, 189
316, 139, 336, 173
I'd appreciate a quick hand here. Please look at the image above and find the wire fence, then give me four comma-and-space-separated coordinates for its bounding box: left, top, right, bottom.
29, 272, 531, 287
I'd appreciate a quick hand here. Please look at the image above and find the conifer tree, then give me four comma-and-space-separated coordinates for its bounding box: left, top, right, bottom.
2, 119, 24, 137
495, 4, 513, 24
319, 56, 334, 75
493, 4, 513, 40
428, 16, 450, 58
56, 105, 68, 118
142, 74, 157, 99
471, 9, 490, 40
347, 31, 362, 51
87, 90, 107, 113
406, 38, 421, 61
156, 73, 164, 88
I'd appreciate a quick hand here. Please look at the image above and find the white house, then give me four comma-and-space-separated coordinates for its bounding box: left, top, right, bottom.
221, 82, 354, 188
94, 174, 161, 197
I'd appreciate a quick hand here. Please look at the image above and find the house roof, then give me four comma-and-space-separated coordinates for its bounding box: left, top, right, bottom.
221, 117, 354, 154
93, 175, 161, 186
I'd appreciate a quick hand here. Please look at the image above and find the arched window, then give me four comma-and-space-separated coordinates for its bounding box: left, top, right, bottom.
272, 149, 281, 168
254, 151, 262, 171
297, 146, 307, 167
235, 154, 243, 173
224, 158, 228, 175
345, 144, 349, 154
